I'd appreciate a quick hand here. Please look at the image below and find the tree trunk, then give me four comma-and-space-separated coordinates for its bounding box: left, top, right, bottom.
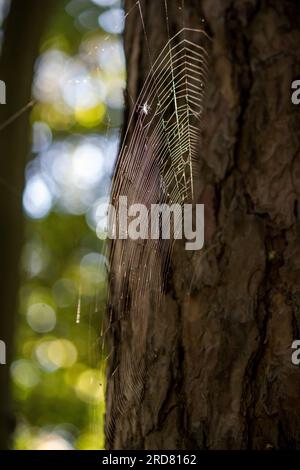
0, 0, 58, 450
106, 0, 300, 449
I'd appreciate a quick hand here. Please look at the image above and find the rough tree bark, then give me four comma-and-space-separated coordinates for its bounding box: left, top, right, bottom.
0, 0, 58, 450
106, 0, 300, 449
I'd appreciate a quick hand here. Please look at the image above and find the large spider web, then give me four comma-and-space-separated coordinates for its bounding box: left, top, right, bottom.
104, 0, 210, 447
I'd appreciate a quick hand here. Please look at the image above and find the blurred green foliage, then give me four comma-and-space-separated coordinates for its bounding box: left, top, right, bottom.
11, 0, 124, 450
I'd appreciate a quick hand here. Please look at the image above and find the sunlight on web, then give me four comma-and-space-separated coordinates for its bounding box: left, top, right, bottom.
104, 0, 210, 446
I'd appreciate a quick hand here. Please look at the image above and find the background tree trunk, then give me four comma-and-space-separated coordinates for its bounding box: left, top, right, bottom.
0, 0, 58, 450
106, 0, 300, 449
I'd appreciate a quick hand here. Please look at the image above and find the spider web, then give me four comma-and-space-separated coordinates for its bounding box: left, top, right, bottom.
104, 0, 210, 447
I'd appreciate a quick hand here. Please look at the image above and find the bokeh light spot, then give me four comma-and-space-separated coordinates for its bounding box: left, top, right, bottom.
26, 303, 56, 333
23, 175, 53, 220
11, 360, 40, 389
